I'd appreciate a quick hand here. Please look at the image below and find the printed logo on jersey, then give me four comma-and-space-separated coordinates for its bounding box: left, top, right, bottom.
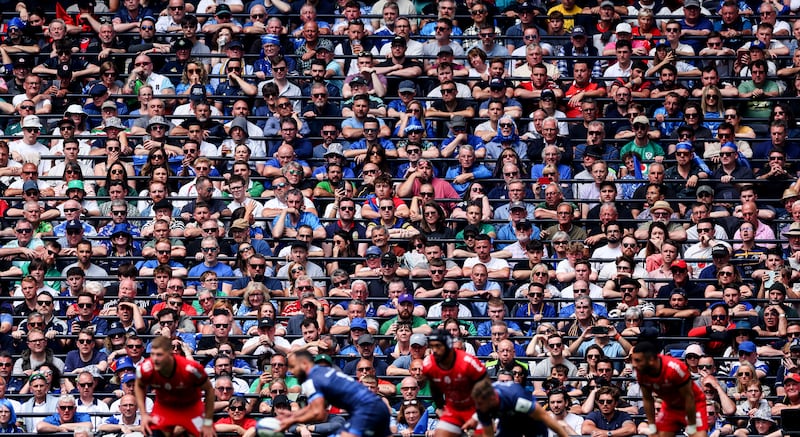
667, 360, 686, 379
514, 397, 532, 414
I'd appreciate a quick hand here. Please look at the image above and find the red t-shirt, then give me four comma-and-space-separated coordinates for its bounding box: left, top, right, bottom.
423, 349, 486, 410
138, 353, 208, 408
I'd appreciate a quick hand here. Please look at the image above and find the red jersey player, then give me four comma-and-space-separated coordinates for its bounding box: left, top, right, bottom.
135, 336, 217, 437
632, 341, 708, 437
423, 329, 488, 437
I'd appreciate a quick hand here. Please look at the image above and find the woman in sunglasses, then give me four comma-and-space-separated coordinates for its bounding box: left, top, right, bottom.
214, 395, 257, 436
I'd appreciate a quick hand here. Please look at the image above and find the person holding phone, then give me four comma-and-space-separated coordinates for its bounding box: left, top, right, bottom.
568, 317, 628, 371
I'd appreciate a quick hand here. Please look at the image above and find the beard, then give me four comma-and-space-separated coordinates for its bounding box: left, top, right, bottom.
294, 367, 308, 383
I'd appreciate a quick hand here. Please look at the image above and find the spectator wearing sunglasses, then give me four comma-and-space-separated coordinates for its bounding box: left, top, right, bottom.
36, 394, 92, 433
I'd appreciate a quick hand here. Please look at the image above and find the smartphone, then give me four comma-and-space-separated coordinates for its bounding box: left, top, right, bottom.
263, 364, 272, 374
52, 79, 61, 89
579, 363, 588, 373
591, 326, 609, 335
538, 177, 551, 191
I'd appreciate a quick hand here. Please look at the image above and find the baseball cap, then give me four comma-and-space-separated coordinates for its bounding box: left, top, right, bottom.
350, 317, 368, 331
215, 3, 232, 16
738, 341, 756, 354
711, 244, 729, 257
410, 334, 427, 346
57, 63, 72, 79
225, 39, 244, 50
115, 356, 135, 372
540, 89, 556, 101
786, 373, 800, 383
357, 333, 375, 345
438, 46, 453, 56
697, 185, 714, 197
398, 80, 416, 93
391, 35, 407, 46
258, 318, 275, 329
174, 37, 192, 51
101, 101, 118, 111
153, 199, 172, 211
450, 115, 467, 128
441, 297, 459, 307
366, 246, 382, 257
22, 180, 38, 193
314, 354, 333, 365
684, 344, 704, 357
316, 39, 333, 52
230, 218, 250, 231
324, 143, 344, 157
790, 339, 800, 352
571, 25, 586, 37
13, 55, 31, 68
65, 219, 83, 231
616, 22, 632, 33
381, 252, 398, 265
189, 84, 207, 102
67, 180, 85, 193
90, 83, 108, 97
684, 0, 701, 7
398, 293, 414, 305
633, 115, 650, 126
489, 78, 505, 90
121, 373, 136, 384
350, 76, 368, 87
670, 259, 688, 270
509, 201, 526, 211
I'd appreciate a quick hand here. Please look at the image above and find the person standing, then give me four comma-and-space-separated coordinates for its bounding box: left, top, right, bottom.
134, 336, 216, 437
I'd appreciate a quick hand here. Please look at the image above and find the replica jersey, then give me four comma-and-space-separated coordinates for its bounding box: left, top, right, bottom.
477, 381, 548, 437
302, 365, 383, 413
636, 355, 706, 410
423, 349, 487, 410
137, 354, 208, 408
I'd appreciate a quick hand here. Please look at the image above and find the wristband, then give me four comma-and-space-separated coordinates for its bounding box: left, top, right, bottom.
648, 424, 657, 435
203, 419, 213, 427
686, 424, 697, 434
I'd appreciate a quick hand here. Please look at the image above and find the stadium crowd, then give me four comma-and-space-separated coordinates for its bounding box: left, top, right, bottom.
0, 0, 800, 435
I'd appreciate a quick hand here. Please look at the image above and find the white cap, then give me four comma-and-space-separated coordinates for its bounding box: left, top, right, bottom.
616, 23, 632, 34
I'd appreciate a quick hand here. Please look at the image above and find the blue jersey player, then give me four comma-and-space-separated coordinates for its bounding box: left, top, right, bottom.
279, 351, 392, 437
470, 379, 570, 437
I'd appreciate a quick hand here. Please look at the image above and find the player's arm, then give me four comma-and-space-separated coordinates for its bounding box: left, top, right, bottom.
201, 377, 217, 437
282, 396, 328, 429
678, 380, 700, 434
640, 384, 657, 435
529, 403, 570, 437
429, 377, 446, 411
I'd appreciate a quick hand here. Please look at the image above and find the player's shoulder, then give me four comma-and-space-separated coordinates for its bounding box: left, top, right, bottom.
459, 350, 487, 374
422, 355, 435, 371
137, 358, 155, 378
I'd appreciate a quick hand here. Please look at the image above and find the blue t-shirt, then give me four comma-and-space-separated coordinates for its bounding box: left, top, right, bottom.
43, 411, 93, 426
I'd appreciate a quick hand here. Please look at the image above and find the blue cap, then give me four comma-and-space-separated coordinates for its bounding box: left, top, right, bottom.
122, 373, 136, 384
675, 141, 693, 151
8, 17, 25, 30
404, 117, 424, 133
398, 293, 414, 305
65, 219, 82, 231
366, 246, 382, 257
738, 341, 756, 353
110, 223, 132, 237
351, 317, 368, 330
115, 356, 135, 372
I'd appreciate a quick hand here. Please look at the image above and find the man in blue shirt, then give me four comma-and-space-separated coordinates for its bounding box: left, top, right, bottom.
37, 394, 93, 433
